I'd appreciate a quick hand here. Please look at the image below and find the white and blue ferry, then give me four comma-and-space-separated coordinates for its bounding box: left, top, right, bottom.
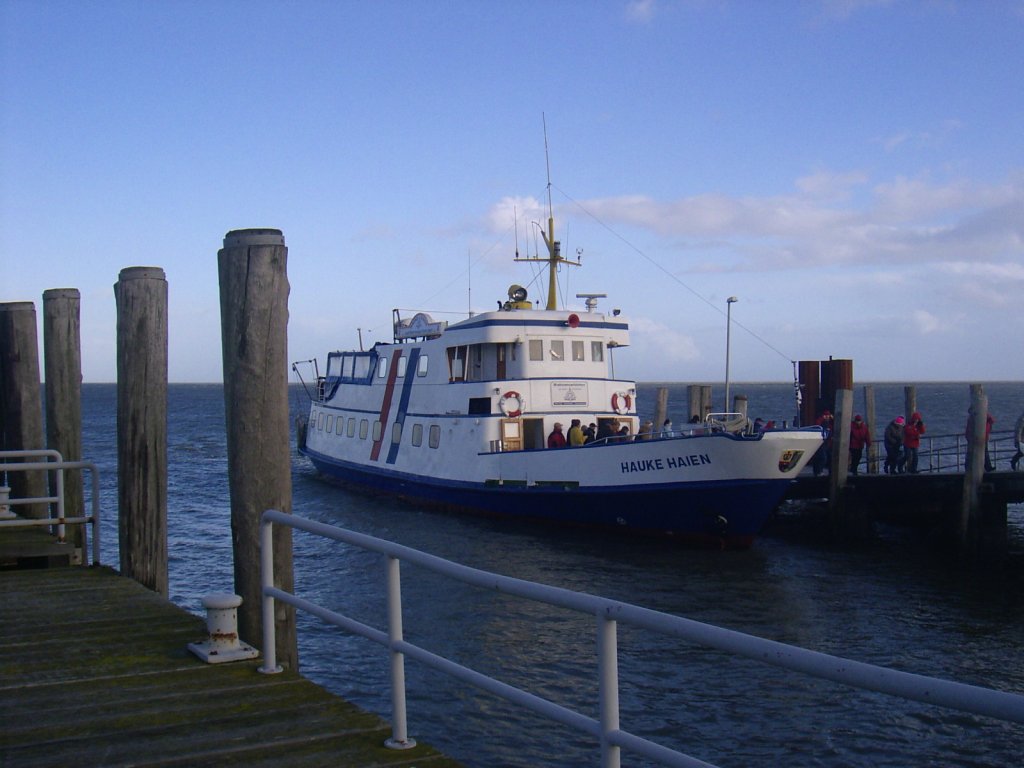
297, 207, 822, 548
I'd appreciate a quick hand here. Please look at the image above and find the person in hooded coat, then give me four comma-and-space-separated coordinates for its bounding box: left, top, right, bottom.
903, 411, 926, 473
849, 414, 871, 475
883, 416, 905, 474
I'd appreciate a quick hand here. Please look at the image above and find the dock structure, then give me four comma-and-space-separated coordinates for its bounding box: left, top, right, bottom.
0, 560, 462, 768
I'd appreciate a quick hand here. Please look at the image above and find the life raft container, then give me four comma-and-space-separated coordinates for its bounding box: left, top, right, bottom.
611, 391, 632, 415
499, 390, 524, 418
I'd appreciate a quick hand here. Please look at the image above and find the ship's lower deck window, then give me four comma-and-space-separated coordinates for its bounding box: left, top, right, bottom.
429, 424, 441, 449
391, 422, 402, 444
417, 355, 429, 376
347, 417, 356, 437
411, 423, 423, 446
359, 419, 369, 439
317, 412, 325, 431
468, 397, 490, 414
326, 414, 334, 433
373, 420, 383, 441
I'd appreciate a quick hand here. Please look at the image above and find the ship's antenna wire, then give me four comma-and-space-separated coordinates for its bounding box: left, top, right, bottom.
467, 247, 473, 317
552, 183, 795, 365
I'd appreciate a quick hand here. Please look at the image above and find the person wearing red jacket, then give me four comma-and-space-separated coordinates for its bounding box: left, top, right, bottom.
849, 414, 871, 475
903, 411, 925, 473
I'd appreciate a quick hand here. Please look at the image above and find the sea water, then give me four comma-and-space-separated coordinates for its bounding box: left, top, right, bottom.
79, 382, 1024, 767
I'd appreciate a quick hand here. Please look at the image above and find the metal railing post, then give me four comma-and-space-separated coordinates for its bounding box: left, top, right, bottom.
598, 614, 621, 768
259, 513, 281, 674
384, 554, 416, 749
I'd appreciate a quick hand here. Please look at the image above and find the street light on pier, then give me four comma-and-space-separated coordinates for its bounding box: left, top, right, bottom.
724, 296, 738, 413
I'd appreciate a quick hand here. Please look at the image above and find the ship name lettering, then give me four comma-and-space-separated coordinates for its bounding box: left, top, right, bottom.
666, 453, 712, 468
619, 458, 665, 474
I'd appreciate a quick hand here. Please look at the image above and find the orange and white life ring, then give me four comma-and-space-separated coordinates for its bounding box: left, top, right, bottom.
499, 390, 524, 418
611, 391, 632, 415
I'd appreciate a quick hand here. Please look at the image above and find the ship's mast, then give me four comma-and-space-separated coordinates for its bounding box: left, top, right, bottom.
516, 116, 580, 310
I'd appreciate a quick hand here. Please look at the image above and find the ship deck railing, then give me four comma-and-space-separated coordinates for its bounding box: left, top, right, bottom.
0, 449, 101, 565
258, 509, 1024, 768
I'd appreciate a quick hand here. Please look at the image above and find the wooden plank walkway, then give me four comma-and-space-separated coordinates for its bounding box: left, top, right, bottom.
0, 565, 462, 767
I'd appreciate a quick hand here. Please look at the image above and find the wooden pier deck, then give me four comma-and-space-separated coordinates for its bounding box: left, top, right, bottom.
0, 564, 462, 767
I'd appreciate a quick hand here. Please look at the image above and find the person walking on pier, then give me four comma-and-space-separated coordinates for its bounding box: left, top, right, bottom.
903, 412, 926, 473
849, 414, 871, 475
883, 415, 905, 474
1011, 412, 1024, 471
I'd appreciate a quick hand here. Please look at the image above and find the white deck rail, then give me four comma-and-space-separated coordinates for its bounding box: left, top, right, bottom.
0, 449, 101, 565
259, 509, 1024, 768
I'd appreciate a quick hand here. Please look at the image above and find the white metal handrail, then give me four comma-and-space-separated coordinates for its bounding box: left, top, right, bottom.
0, 449, 102, 565
259, 509, 1024, 768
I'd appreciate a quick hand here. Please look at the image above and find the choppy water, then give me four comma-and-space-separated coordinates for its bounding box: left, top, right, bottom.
81, 382, 1024, 767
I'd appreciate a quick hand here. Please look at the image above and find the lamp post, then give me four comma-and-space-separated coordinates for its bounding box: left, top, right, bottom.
724, 296, 738, 413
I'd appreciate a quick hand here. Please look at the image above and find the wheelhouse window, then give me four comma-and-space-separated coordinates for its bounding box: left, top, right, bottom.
377, 357, 388, 378
447, 345, 467, 382
572, 340, 584, 362
397, 356, 407, 377
529, 339, 543, 361
591, 341, 604, 362
549, 340, 564, 361
417, 355, 429, 377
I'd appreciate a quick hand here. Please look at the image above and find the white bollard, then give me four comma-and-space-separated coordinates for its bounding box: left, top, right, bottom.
187, 593, 259, 664
0, 486, 14, 519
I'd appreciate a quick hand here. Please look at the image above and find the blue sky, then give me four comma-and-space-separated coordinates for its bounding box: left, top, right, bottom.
2, 0, 1022, 384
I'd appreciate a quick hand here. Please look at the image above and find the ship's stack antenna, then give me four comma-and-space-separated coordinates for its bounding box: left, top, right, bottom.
515, 115, 580, 309
467, 247, 473, 317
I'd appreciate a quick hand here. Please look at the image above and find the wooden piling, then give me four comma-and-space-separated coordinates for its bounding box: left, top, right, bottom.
863, 385, 878, 474
653, 387, 668, 435
114, 267, 168, 597
904, 386, 917, 422
43, 289, 84, 552
797, 360, 819, 427
0, 301, 48, 518
687, 385, 712, 422
959, 384, 988, 551
830, 388, 852, 492
218, 228, 297, 670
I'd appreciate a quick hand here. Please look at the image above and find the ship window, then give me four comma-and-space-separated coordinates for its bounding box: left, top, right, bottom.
353, 356, 371, 378
317, 412, 325, 431
529, 339, 543, 361
377, 357, 388, 378
397, 356, 407, 377
447, 345, 467, 382
326, 415, 334, 433
572, 340, 584, 361
417, 355, 429, 377
591, 341, 604, 362
429, 424, 441, 449
342, 356, 354, 378
412, 423, 423, 447
373, 421, 383, 441
359, 419, 369, 439
549, 340, 564, 361
347, 417, 356, 437
468, 397, 490, 415
391, 422, 402, 444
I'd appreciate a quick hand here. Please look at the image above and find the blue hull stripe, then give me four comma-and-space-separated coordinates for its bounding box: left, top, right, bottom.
386, 347, 419, 465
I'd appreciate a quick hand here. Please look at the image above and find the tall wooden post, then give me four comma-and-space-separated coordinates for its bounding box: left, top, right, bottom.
903, 386, 917, 422
115, 267, 168, 596
863, 385, 878, 474
959, 384, 987, 551
653, 387, 668, 435
830, 388, 853, 491
43, 289, 84, 552
218, 228, 297, 670
797, 360, 819, 427
0, 301, 48, 518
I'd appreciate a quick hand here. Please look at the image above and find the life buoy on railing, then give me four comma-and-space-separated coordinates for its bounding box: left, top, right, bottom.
499, 390, 524, 418
611, 391, 632, 415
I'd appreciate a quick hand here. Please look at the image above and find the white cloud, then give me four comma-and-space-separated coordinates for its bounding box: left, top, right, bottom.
912, 309, 947, 334
625, 0, 657, 23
